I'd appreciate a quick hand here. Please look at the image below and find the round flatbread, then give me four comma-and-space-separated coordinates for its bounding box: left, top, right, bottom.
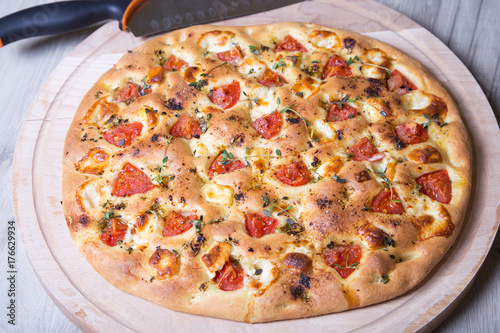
62, 22, 471, 322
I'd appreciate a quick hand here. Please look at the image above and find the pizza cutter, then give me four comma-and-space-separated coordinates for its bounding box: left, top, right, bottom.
0, 0, 303, 48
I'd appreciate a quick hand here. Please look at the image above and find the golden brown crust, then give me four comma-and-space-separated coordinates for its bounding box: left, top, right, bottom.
62, 22, 471, 322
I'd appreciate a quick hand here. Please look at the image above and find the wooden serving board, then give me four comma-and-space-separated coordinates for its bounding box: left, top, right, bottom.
12, 0, 500, 331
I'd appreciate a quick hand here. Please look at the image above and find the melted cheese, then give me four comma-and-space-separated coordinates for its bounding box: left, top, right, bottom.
137, 106, 158, 127
76, 179, 110, 213
312, 119, 336, 140
361, 98, 389, 123
123, 215, 159, 248
308, 30, 341, 50
281, 242, 315, 256
248, 86, 276, 120
203, 183, 234, 206
292, 77, 320, 99
237, 58, 267, 78
401, 90, 431, 110
316, 156, 344, 178
190, 139, 211, 157
198, 31, 235, 53
237, 255, 278, 292
247, 147, 270, 171
362, 48, 389, 66
201, 241, 231, 274
361, 65, 386, 79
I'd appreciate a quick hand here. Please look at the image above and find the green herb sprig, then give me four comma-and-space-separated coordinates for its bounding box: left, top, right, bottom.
332, 93, 360, 109
152, 135, 173, 185
261, 196, 304, 237
375, 168, 401, 203
98, 211, 121, 232
244, 147, 281, 162
332, 174, 348, 183
332, 250, 360, 271
249, 45, 260, 55
199, 113, 212, 133
276, 97, 315, 142
219, 149, 238, 165
189, 215, 215, 234
189, 62, 227, 90
240, 91, 260, 110
272, 58, 286, 70
139, 75, 152, 96
422, 113, 447, 129
346, 55, 391, 74
380, 273, 390, 284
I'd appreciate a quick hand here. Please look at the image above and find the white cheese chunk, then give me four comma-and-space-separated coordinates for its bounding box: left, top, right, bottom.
198, 31, 235, 53
401, 90, 431, 110
308, 30, 341, 50
312, 119, 336, 140
190, 139, 210, 157
76, 179, 110, 212
203, 183, 234, 206
201, 241, 232, 274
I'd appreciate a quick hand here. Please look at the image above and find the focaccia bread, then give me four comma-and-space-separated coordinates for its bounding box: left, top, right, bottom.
62, 22, 471, 322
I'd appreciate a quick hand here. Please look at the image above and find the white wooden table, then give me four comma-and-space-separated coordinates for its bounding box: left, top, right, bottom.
0, 0, 498, 331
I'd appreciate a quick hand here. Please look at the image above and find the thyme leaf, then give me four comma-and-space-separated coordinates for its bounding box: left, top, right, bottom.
346, 55, 391, 74
272, 58, 286, 70
332, 174, 348, 183
249, 45, 260, 55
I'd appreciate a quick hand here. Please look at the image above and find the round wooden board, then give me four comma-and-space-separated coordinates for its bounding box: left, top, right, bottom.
12, 0, 500, 331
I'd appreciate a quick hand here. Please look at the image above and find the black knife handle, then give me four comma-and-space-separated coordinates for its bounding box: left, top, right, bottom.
0, 0, 130, 47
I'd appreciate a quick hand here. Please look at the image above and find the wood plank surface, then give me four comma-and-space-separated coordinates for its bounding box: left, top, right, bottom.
1, 0, 499, 332
375, 2, 500, 332
376, 0, 500, 122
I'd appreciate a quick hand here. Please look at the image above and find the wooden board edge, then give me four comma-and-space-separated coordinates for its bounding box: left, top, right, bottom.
12, 1, 500, 331
12, 23, 136, 333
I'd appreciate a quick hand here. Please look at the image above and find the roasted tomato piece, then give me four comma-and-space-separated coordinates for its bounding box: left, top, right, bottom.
257, 68, 287, 87
163, 55, 188, 71
162, 212, 197, 237
146, 66, 165, 84
251, 111, 283, 139
216, 47, 243, 66
371, 188, 405, 214
395, 123, 429, 145
111, 162, 155, 197
100, 217, 128, 246
323, 245, 362, 279
322, 54, 352, 79
208, 153, 246, 176
274, 35, 308, 52
116, 82, 140, 103
209, 81, 241, 109
326, 103, 357, 122
275, 161, 311, 186
103, 122, 143, 148
348, 137, 384, 162
214, 260, 245, 291
416, 169, 452, 204
387, 69, 418, 95
169, 115, 203, 139
245, 213, 278, 238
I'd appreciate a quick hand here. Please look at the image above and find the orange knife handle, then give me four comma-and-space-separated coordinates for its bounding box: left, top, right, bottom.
121, 0, 147, 31
0, 0, 129, 48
